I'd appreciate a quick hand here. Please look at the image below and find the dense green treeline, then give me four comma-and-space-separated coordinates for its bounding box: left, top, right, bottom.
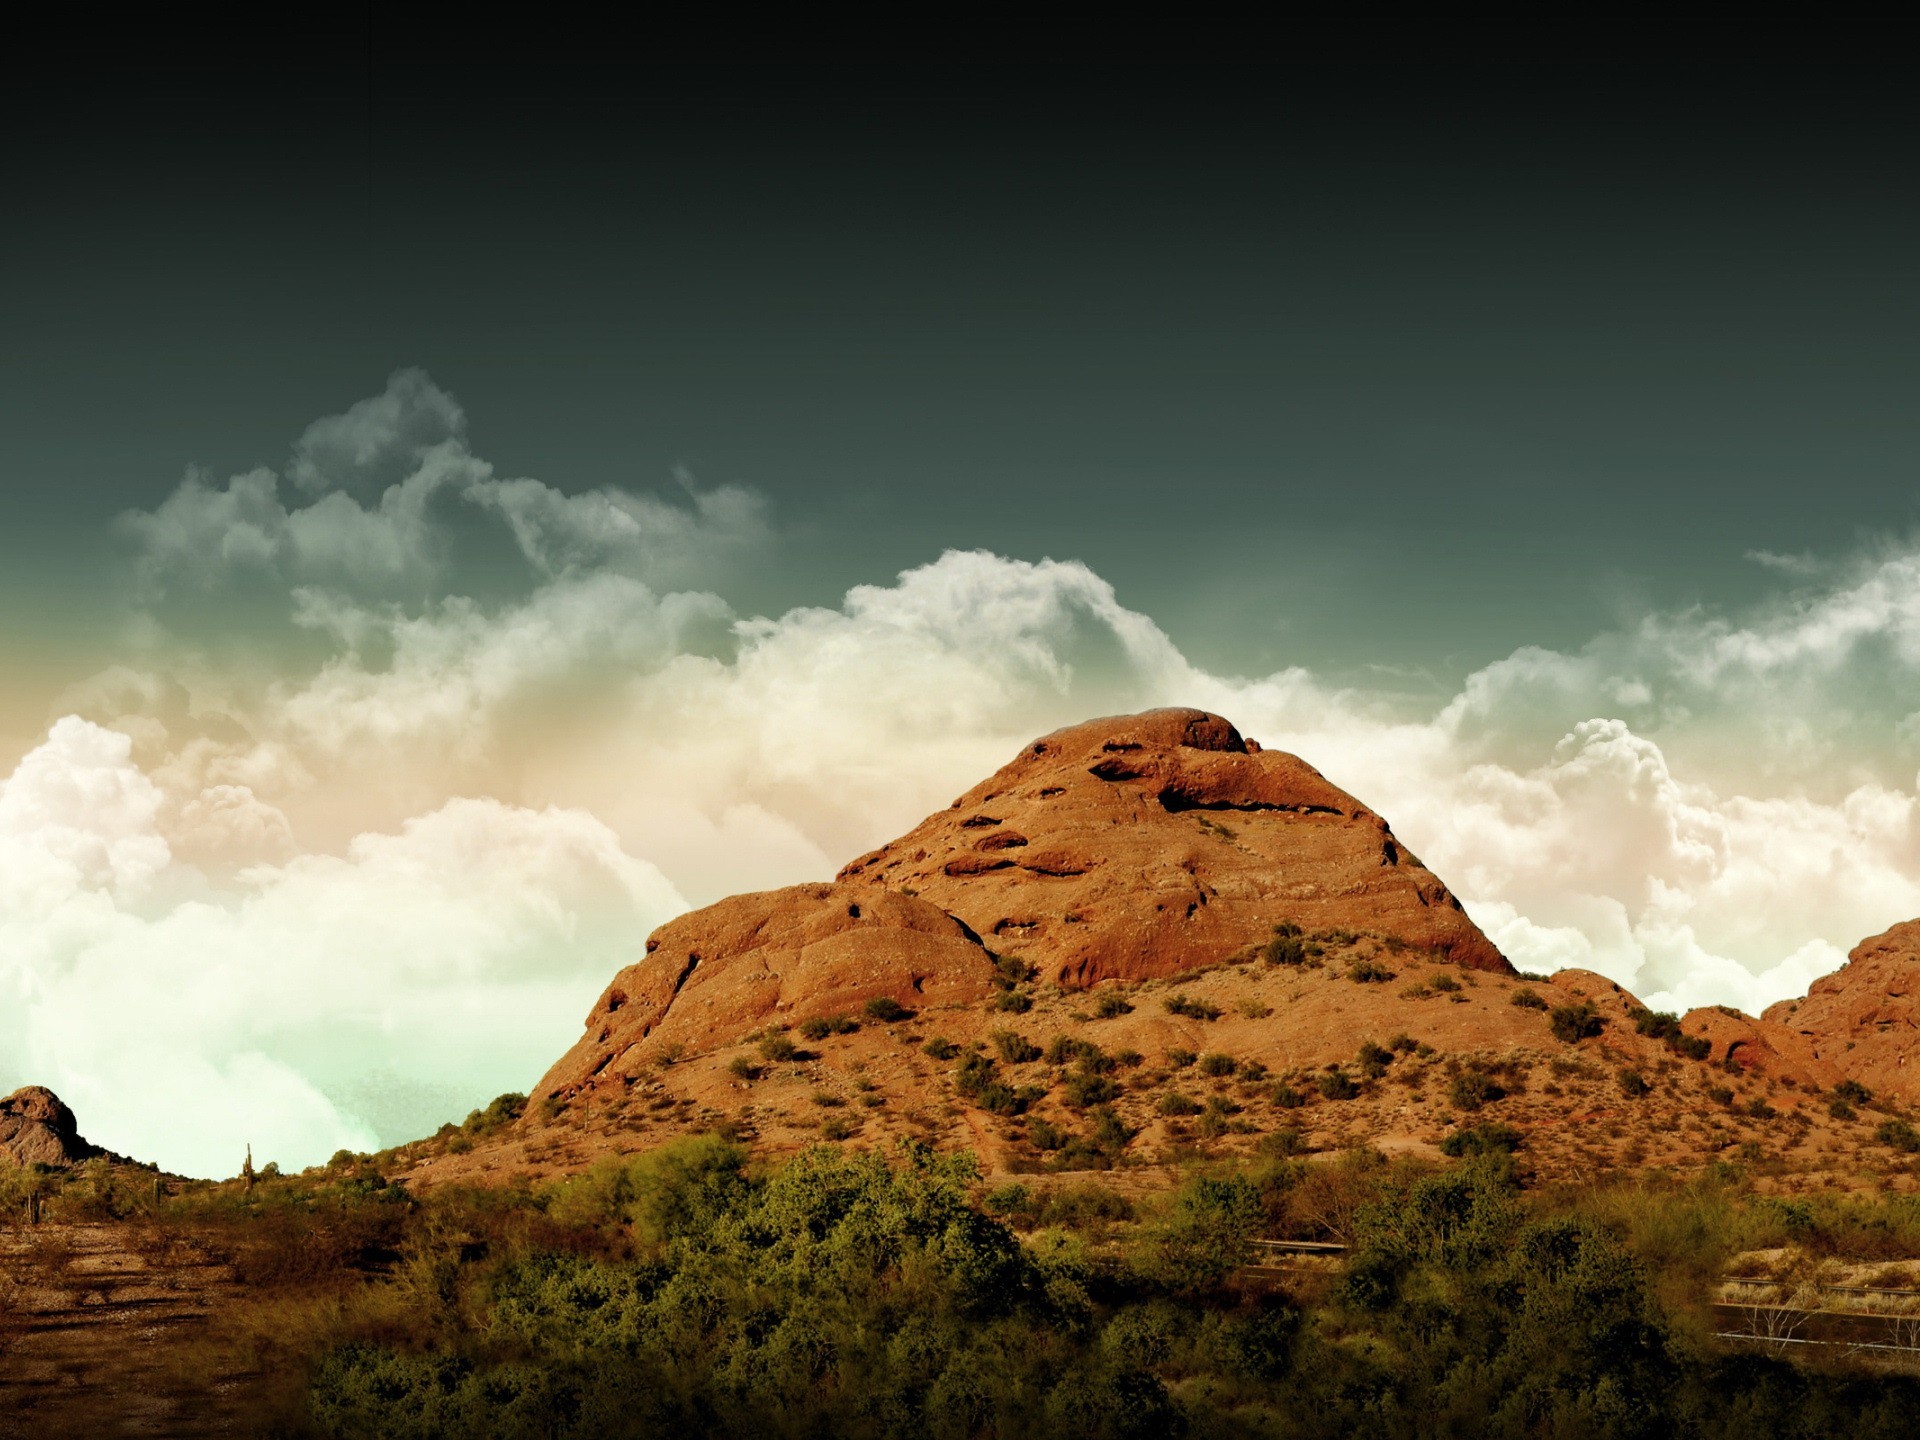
285, 1139, 1920, 1440
12, 1138, 1920, 1436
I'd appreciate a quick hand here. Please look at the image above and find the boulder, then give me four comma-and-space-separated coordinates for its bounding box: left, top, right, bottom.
0, 1086, 97, 1168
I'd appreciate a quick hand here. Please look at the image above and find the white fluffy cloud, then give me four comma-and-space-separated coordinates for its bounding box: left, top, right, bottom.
0, 721, 685, 1177
23, 372, 1920, 1172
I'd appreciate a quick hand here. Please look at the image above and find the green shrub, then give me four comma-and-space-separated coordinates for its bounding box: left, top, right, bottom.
1448, 1069, 1505, 1112
758, 1033, 800, 1062
1349, 959, 1396, 984
1094, 992, 1134, 1019
1028, 1118, 1069, 1151
1264, 932, 1308, 966
1510, 987, 1549, 1010
990, 1029, 1043, 1064
1197, 1053, 1237, 1078
1548, 1001, 1604, 1043
1877, 1119, 1920, 1153
1273, 1084, 1305, 1109
1618, 1068, 1652, 1099
863, 996, 911, 1023
798, 1014, 859, 1041
996, 989, 1035, 1014
1441, 1122, 1524, 1157
1317, 1071, 1358, 1101
1063, 1072, 1120, 1110
922, 1036, 959, 1060
1834, 1079, 1874, 1105
1166, 1048, 1197, 1069
1159, 1092, 1203, 1117
1164, 994, 1222, 1021
1428, 972, 1460, 993
727, 1057, 760, 1081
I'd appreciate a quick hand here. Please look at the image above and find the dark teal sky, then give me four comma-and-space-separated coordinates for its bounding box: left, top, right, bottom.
5, 34, 1918, 700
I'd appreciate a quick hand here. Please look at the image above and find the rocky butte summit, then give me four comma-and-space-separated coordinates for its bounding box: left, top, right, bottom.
397, 708, 1920, 1188
537, 709, 1505, 1098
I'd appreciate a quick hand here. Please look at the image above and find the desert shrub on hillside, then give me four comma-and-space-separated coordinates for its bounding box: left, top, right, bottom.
1159, 1092, 1204, 1117
1549, 1002, 1605, 1044
1272, 1084, 1306, 1109
1618, 1069, 1652, 1099
1877, 1119, 1920, 1153
863, 997, 912, 1023
922, 1036, 958, 1060
1094, 991, 1134, 1019
1447, 1069, 1505, 1112
1355, 1042, 1394, 1080
1441, 1123, 1523, 1158
1834, 1079, 1874, 1106
1629, 1007, 1712, 1061
994, 988, 1034, 1014
799, 1014, 859, 1041
757, 1034, 800, 1063
1510, 988, 1549, 1010
1166, 1048, 1197, 1070
1198, 1053, 1237, 1078
1348, 959, 1396, 984
990, 1029, 1042, 1064
1063, 1072, 1121, 1110
1164, 993, 1222, 1021
1317, 1071, 1359, 1102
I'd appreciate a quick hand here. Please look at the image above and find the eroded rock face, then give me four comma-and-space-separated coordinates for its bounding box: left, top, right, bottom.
536, 883, 999, 1102
1763, 919, 1920, 1106
838, 708, 1509, 983
0, 1086, 97, 1168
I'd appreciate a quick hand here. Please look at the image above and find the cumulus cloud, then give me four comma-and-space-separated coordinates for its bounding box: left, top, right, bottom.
33, 373, 1920, 1172
118, 369, 771, 607
0, 721, 685, 1177
288, 366, 467, 497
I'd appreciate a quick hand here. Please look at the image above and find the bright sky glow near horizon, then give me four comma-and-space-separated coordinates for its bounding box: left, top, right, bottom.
4, 38, 1920, 1175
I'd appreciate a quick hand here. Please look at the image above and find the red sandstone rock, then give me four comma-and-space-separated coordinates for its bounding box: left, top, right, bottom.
0, 1086, 97, 1168
838, 708, 1509, 983
535, 882, 999, 1101
1762, 919, 1920, 1106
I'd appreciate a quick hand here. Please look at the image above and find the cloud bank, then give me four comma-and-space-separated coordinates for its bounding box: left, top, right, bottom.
9, 368, 1920, 1174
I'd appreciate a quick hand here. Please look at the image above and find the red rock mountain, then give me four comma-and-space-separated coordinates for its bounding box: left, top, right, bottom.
839, 708, 1507, 982
536, 709, 1506, 1101
0, 1086, 99, 1168
1762, 919, 1920, 1107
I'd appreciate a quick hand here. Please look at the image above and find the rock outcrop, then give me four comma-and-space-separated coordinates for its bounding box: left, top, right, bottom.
536, 882, 1001, 1101
0, 1086, 99, 1168
1763, 919, 1920, 1106
839, 708, 1508, 982
534, 709, 1508, 1106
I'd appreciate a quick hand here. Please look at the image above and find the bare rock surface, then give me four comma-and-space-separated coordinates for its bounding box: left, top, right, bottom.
0, 1088, 97, 1169
536, 882, 1000, 1102
838, 708, 1508, 982
1763, 918, 1920, 1106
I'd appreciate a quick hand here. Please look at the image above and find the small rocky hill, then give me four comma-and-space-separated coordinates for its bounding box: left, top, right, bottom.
0, 1088, 100, 1169
390, 709, 1920, 1194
